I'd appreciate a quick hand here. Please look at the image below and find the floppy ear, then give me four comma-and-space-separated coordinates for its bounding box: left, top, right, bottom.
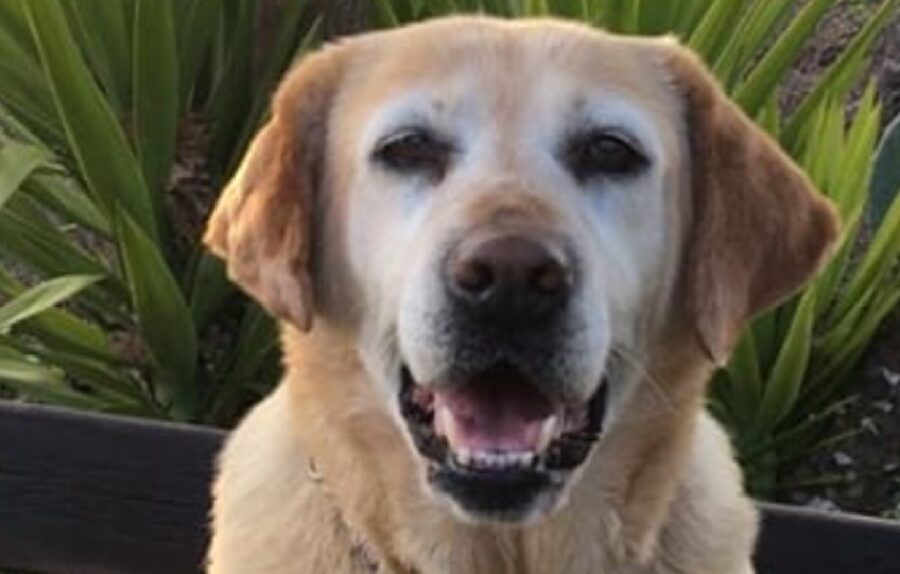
204, 46, 346, 331
666, 46, 840, 365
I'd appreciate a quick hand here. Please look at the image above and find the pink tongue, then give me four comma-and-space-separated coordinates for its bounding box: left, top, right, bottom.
434, 378, 557, 453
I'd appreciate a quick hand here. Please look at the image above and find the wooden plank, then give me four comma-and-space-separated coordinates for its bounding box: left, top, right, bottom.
1, 400, 899, 573
0, 401, 224, 574
757, 504, 900, 573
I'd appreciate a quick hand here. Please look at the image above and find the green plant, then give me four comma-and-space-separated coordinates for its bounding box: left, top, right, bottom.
368, 0, 900, 497
0, 0, 321, 424
712, 85, 900, 496
869, 111, 900, 228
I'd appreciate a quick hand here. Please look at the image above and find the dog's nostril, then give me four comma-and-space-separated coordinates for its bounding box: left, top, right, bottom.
532, 259, 569, 296
453, 258, 495, 296
447, 234, 572, 316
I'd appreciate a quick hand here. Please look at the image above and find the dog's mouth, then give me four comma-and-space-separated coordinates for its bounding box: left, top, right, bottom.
398, 362, 607, 519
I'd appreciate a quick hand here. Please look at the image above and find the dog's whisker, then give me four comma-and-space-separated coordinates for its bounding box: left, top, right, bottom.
609, 345, 675, 415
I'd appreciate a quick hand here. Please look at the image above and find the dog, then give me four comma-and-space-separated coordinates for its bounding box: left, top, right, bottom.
204, 16, 838, 574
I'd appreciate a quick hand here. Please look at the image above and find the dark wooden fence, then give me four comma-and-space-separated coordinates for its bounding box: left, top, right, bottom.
1, 401, 899, 573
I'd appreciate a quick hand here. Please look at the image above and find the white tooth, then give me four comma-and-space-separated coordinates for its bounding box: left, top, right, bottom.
434, 405, 447, 437
473, 452, 536, 469
516, 452, 535, 468
436, 405, 456, 441
456, 448, 471, 466
536, 415, 559, 453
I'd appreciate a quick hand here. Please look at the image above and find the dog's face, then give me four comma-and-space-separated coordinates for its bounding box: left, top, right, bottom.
336, 24, 688, 522
205, 18, 838, 524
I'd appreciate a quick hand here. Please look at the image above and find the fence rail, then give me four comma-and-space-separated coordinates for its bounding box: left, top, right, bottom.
1, 401, 898, 574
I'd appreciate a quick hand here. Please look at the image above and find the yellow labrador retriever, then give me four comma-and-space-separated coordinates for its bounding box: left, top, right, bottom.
204, 16, 838, 574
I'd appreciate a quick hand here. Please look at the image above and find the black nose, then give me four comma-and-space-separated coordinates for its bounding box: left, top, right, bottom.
446, 234, 573, 320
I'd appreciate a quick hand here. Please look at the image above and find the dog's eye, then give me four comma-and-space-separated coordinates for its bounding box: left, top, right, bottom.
373, 128, 454, 181
562, 130, 647, 183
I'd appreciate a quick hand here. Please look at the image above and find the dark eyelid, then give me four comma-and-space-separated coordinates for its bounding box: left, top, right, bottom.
374, 125, 454, 153
377, 127, 424, 147
371, 125, 456, 181
560, 125, 649, 183
569, 126, 644, 156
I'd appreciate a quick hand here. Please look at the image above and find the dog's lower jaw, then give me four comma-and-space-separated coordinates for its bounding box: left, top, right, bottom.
426, 463, 571, 524
397, 363, 610, 524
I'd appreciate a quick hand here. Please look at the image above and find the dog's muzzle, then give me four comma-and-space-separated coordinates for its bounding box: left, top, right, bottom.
397, 232, 609, 522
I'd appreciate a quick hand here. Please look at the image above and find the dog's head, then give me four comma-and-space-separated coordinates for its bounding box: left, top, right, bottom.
205, 18, 838, 524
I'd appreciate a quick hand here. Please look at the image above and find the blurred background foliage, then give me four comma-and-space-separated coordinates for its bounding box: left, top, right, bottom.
0, 0, 323, 424
0, 0, 898, 499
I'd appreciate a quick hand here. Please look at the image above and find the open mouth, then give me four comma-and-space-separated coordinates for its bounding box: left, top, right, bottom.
399, 362, 608, 482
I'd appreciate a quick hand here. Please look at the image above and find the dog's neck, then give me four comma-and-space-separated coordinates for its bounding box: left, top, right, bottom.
282, 323, 708, 574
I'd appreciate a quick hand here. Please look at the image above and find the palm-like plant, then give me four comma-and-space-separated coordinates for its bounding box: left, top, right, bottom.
0, 0, 321, 424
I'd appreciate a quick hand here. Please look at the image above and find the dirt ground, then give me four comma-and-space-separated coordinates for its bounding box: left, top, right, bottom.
777, 1, 900, 520
781, 314, 900, 520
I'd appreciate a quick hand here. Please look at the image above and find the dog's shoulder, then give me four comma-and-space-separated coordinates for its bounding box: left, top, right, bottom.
208, 387, 366, 574
651, 414, 758, 574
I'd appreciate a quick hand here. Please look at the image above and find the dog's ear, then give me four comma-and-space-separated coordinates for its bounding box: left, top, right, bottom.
204, 46, 346, 331
665, 45, 840, 365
